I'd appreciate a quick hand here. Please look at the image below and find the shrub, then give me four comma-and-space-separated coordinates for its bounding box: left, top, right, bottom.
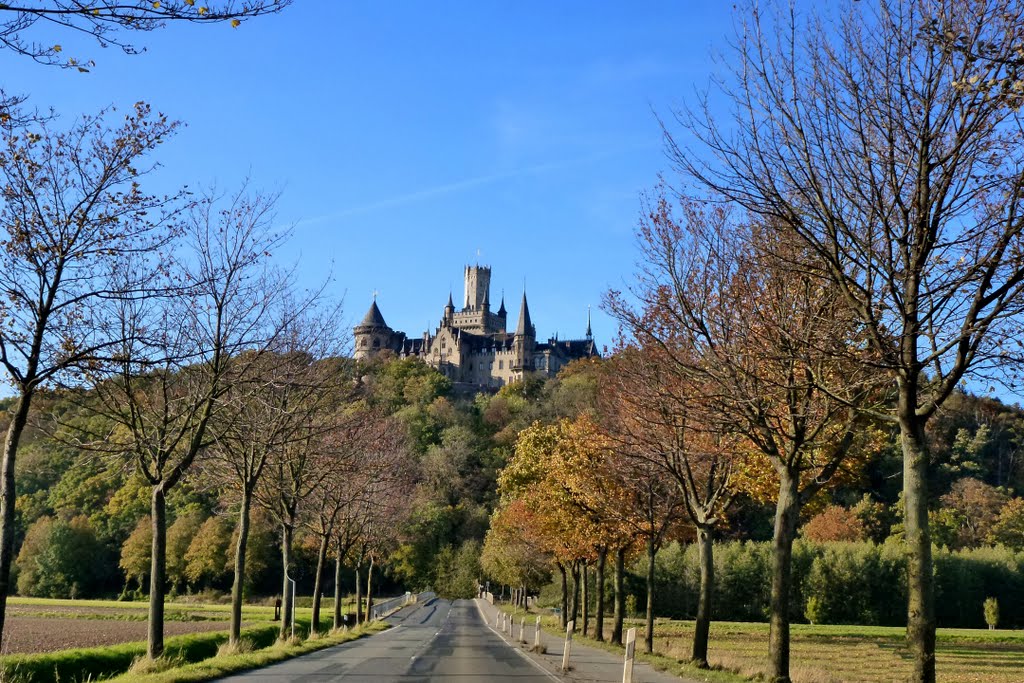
984, 597, 999, 629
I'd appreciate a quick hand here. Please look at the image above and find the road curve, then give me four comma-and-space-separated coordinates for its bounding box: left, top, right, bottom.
215, 598, 557, 682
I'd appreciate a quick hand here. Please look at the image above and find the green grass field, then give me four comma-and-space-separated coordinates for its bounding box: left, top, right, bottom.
510, 607, 1024, 683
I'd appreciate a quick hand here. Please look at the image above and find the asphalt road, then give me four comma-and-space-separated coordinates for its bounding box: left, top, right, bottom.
215, 598, 557, 682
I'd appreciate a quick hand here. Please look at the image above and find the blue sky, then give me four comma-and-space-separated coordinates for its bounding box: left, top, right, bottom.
1, 2, 737, 351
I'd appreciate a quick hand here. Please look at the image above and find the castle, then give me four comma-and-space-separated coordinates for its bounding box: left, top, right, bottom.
354, 265, 598, 389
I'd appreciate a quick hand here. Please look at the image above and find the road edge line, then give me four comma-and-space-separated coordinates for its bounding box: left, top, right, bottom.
473, 599, 561, 683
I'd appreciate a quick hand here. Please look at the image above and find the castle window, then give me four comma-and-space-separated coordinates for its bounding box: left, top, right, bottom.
361, 339, 367, 347
499, 360, 504, 370
372, 339, 380, 348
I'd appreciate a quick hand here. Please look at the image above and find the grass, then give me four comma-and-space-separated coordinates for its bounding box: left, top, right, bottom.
0, 602, 383, 683
500, 605, 1024, 683
104, 622, 389, 683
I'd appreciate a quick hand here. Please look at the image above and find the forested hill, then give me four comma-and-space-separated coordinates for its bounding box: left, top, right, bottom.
8, 354, 1024, 602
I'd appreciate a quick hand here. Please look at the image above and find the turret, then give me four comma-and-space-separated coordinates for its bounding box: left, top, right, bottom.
512, 290, 535, 371
496, 293, 507, 332
353, 298, 394, 360
444, 291, 455, 325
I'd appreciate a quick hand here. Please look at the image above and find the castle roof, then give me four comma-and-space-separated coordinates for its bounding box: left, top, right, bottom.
515, 291, 533, 337
538, 338, 599, 359
358, 300, 389, 329
497, 295, 507, 317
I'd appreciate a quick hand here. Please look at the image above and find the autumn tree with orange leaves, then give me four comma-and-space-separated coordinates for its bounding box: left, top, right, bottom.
607, 197, 882, 681
599, 347, 738, 667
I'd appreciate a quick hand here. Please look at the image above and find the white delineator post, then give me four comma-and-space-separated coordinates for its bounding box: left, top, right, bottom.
534, 615, 542, 650
495, 610, 500, 628
562, 620, 575, 671
622, 627, 637, 683
519, 616, 526, 644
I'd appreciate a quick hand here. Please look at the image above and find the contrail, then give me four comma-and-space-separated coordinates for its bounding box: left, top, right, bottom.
294, 146, 651, 227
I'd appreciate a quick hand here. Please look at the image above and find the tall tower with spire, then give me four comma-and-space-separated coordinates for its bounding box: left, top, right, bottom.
512, 291, 536, 372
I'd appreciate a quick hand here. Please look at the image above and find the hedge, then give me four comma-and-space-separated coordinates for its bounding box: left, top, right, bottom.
636, 540, 1024, 629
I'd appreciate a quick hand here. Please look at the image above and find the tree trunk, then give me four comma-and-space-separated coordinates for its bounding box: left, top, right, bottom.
0, 393, 31, 647
310, 531, 330, 635
692, 526, 714, 668
581, 560, 589, 637
769, 471, 800, 683
364, 557, 375, 622
148, 486, 167, 659
229, 490, 252, 645
645, 536, 656, 654
570, 561, 580, 625
332, 544, 344, 629
595, 548, 606, 642
612, 546, 625, 646
354, 562, 363, 625
558, 562, 568, 629
279, 523, 294, 640
901, 405, 936, 683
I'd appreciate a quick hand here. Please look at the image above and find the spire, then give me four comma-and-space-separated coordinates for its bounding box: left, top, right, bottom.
586, 305, 593, 340
359, 300, 388, 328
515, 291, 533, 337
446, 291, 454, 309
497, 291, 507, 317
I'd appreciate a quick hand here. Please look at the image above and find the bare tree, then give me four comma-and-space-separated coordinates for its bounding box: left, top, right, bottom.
0, 102, 180, 646
670, 2, 1024, 680
79, 185, 290, 658
207, 331, 341, 646
0, 1, 290, 69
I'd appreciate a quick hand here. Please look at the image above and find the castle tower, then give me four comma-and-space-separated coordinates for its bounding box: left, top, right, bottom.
496, 294, 507, 332
463, 265, 491, 312
512, 291, 535, 372
444, 291, 455, 326
353, 299, 393, 360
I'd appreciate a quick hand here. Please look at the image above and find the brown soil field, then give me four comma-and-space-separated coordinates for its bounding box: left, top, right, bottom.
1, 616, 234, 654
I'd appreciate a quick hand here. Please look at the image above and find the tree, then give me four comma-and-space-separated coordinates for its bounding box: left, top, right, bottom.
166, 510, 205, 592
988, 496, 1024, 550
15, 515, 105, 597
671, 2, 1024, 679
0, 1, 291, 69
208, 316, 341, 645
0, 103, 180, 643
184, 515, 231, 588
600, 347, 737, 666
607, 198, 878, 679
120, 515, 152, 594
940, 478, 1009, 548
802, 506, 867, 543
79, 184, 290, 658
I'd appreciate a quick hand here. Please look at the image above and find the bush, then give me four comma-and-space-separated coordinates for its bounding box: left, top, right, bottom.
984, 597, 999, 629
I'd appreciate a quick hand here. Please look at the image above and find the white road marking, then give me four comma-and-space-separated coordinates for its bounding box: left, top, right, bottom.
473, 599, 561, 683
